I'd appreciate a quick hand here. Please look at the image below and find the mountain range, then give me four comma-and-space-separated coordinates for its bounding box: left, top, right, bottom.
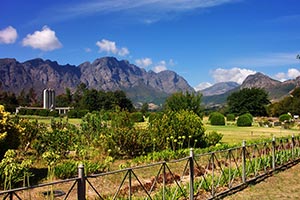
0, 57, 193, 105
1, 56, 300, 107
201, 72, 300, 107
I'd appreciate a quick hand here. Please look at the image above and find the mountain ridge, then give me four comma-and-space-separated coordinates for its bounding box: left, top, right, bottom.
0, 57, 194, 104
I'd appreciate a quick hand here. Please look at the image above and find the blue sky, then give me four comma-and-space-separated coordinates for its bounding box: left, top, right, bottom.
1, 0, 300, 90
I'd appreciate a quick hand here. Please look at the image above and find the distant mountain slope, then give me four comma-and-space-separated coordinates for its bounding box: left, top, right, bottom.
0, 57, 194, 104
200, 82, 239, 96
202, 72, 300, 107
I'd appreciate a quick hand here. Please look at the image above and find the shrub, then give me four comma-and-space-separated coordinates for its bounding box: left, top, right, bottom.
0, 105, 21, 159
18, 108, 27, 115
38, 109, 50, 116
67, 109, 78, 118
149, 110, 206, 150
244, 113, 253, 122
279, 113, 292, 122
0, 150, 32, 189
205, 131, 223, 146
49, 110, 59, 117
209, 112, 225, 125
130, 112, 144, 122
77, 110, 89, 118
226, 114, 235, 121
237, 114, 252, 127
25, 109, 35, 115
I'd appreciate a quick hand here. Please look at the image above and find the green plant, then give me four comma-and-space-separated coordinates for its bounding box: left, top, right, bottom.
0, 150, 32, 190
149, 110, 206, 151
130, 112, 144, 122
0, 105, 22, 159
279, 113, 292, 122
226, 113, 235, 121
237, 114, 252, 127
205, 131, 223, 146
209, 112, 225, 126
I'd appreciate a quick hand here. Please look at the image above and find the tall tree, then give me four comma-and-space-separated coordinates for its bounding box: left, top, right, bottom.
227, 88, 270, 116
164, 91, 203, 116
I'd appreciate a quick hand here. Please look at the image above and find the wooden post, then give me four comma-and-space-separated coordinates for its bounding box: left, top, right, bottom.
78, 163, 86, 200
272, 137, 276, 170
189, 148, 194, 200
242, 140, 246, 183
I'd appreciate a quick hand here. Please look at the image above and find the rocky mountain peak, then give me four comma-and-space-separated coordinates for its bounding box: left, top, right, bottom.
240, 72, 280, 89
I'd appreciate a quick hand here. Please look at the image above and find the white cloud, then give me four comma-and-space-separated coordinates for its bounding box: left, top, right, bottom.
22, 26, 62, 51
153, 60, 168, 73
194, 82, 212, 91
287, 68, 300, 79
118, 47, 130, 56
135, 57, 152, 68
84, 48, 92, 52
274, 68, 300, 81
211, 67, 256, 84
0, 26, 17, 44
50, 0, 239, 23
274, 72, 286, 81
96, 39, 129, 56
229, 52, 300, 67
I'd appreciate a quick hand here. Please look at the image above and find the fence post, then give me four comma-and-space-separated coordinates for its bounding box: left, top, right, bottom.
189, 148, 194, 200
129, 169, 132, 200
292, 134, 295, 160
242, 140, 246, 183
163, 162, 166, 200
272, 137, 276, 170
78, 163, 86, 200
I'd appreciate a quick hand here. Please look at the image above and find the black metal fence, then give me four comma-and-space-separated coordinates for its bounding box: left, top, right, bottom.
1, 135, 300, 199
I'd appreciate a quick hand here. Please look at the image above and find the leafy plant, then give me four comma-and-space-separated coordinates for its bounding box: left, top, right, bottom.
0, 150, 32, 189
205, 131, 223, 146
237, 114, 252, 127
226, 113, 235, 121
209, 112, 225, 125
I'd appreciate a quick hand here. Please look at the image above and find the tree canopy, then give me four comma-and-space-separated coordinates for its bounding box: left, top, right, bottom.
164, 91, 203, 116
268, 87, 300, 117
226, 88, 270, 116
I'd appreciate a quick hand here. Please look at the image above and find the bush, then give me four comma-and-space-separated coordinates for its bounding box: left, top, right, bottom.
279, 113, 292, 122
18, 108, 27, 115
226, 114, 235, 121
77, 110, 89, 118
237, 114, 252, 127
67, 110, 78, 118
49, 110, 59, 117
130, 112, 144, 122
244, 113, 253, 122
0, 105, 22, 159
149, 110, 206, 150
205, 131, 223, 146
209, 112, 225, 126
54, 159, 112, 179
38, 109, 50, 116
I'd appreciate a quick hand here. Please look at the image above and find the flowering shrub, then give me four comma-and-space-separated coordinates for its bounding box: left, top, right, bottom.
0, 105, 22, 159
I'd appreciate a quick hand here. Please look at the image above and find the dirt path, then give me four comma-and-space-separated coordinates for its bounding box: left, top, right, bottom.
225, 163, 300, 200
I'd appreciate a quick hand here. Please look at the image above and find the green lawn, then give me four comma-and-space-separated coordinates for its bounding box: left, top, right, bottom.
206, 123, 299, 145
17, 115, 300, 145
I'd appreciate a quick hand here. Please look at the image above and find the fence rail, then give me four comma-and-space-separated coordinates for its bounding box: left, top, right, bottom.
1, 135, 300, 199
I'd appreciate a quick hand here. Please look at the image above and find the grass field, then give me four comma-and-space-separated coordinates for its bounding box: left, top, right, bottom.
225, 163, 300, 200
19, 115, 300, 145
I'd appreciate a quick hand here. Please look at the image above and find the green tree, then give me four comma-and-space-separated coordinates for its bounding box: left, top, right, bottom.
268, 87, 300, 117
164, 91, 203, 116
227, 88, 270, 116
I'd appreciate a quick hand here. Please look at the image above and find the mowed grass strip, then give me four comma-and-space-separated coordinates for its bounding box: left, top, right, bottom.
225, 163, 300, 200
205, 124, 299, 144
